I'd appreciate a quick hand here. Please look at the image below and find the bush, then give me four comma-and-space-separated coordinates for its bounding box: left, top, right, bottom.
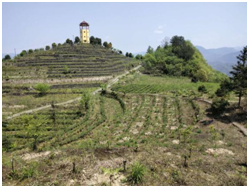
128, 162, 146, 185
34, 83, 50, 95
211, 98, 229, 115
4, 54, 11, 60
45, 46, 50, 51
198, 85, 207, 93
79, 90, 91, 113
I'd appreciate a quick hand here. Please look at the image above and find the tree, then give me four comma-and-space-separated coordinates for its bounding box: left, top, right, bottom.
125, 52, 129, 57
119, 50, 123, 54
146, 46, 154, 54
4, 54, 11, 60
74, 36, 80, 44
129, 53, 134, 58
96, 37, 102, 45
22, 115, 47, 151
230, 46, 247, 108
107, 42, 112, 49
20, 50, 27, 57
211, 98, 229, 116
34, 83, 50, 96
215, 79, 233, 97
170, 36, 194, 61
45, 46, 50, 51
66, 38, 73, 45
103, 41, 108, 48
52, 43, 57, 49
79, 90, 91, 114
135, 54, 143, 60
90, 36, 96, 44
28, 49, 33, 54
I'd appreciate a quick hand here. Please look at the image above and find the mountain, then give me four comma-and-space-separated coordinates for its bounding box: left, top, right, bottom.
133, 51, 146, 56
195, 46, 243, 76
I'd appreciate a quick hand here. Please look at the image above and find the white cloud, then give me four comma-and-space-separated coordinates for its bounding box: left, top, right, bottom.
154, 25, 164, 34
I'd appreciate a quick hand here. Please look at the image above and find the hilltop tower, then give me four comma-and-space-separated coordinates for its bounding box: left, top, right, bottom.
79, 21, 90, 43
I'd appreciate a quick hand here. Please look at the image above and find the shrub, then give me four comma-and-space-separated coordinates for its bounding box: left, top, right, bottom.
128, 162, 146, 185
211, 98, 229, 115
45, 46, 50, 50
198, 85, 207, 93
34, 83, 50, 95
4, 54, 11, 60
79, 90, 91, 113
63, 65, 70, 74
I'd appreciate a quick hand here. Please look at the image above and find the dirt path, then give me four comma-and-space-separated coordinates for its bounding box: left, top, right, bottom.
6, 65, 141, 120
195, 98, 247, 137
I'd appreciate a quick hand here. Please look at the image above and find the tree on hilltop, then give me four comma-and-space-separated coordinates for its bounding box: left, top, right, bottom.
45, 46, 50, 51
74, 36, 80, 44
129, 53, 134, 58
103, 41, 108, 48
107, 42, 112, 49
4, 54, 11, 60
146, 46, 154, 54
52, 43, 57, 49
66, 39, 73, 45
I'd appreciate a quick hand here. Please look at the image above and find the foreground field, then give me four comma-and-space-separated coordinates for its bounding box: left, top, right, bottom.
2, 74, 247, 185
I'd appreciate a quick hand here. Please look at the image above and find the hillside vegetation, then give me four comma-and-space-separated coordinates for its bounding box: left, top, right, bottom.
3, 43, 139, 80
142, 36, 227, 82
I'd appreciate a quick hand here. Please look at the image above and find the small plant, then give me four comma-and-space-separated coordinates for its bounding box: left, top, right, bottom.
198, 85, 207, 94
34, 83, 50, 96
20, 162, 37, 180
63, 65, 70, 74
128, 161, 146, 185
210, 97, 229, 116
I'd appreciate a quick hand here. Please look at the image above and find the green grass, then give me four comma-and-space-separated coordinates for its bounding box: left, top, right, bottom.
112, 74, 219, 94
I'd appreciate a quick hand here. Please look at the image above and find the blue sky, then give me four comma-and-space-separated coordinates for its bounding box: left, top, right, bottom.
2, 2, 247, 54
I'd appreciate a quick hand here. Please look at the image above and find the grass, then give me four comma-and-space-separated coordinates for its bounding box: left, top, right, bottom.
128, 162, 147, 185
112, 74, 220, 95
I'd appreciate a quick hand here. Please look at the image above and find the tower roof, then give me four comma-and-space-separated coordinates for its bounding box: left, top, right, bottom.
79, 21, 89, 26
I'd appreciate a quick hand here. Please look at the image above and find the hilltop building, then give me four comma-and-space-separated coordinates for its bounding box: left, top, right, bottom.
79, 21, 90, 43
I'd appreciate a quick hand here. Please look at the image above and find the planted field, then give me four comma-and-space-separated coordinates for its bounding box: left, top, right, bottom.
112, 74, 220, 95
2, 91, 246, 185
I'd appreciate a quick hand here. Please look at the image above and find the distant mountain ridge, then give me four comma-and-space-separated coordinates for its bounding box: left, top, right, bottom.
195, 46, 244, 76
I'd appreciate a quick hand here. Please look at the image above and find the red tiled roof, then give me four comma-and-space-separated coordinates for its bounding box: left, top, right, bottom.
79, 21, 89, 26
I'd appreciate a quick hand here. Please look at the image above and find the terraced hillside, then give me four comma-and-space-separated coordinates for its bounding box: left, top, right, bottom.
3, 44, 138, 80
2, 43, 140, 120
2, 74, 246, 186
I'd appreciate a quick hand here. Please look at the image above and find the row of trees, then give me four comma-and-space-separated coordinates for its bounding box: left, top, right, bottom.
13, 35, 136, 59
125, 52, 134, 58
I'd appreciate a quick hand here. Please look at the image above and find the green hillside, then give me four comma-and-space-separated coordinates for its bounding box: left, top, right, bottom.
3, 43, 139, 80
142, 36, 227, 82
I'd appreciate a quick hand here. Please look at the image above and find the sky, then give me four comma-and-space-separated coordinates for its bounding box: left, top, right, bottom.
2, 2, 247, 54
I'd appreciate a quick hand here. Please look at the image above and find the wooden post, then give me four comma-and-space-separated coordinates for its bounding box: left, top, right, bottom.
11, 158, 14, 173
72, 162, 76, 173
123, 160, 127, 172
184, 155, 188, 168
